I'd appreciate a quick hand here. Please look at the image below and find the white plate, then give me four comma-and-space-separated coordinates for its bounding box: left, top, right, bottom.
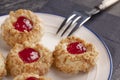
0, 13, 113, 80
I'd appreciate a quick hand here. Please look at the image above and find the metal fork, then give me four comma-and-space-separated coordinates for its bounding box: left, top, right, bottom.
56, 0, 119, 37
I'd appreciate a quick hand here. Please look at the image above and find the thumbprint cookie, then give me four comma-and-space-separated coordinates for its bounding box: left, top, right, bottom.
1, 9, 43, 47
53, 36, 98, 74
14, 73, 51, 80
0, 52, 6, 79
6, 43, 53, 77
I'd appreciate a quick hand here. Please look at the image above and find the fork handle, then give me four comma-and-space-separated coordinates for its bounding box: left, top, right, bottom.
96, 0, 119, 10
88, 0, 119, 15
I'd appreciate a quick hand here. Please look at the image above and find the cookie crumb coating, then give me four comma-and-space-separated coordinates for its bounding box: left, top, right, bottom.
53, 36, 98, 74
6, 43, 53, 77
0, 52, 6, 79
1, 9, 43, 47
14, 73, 51, 80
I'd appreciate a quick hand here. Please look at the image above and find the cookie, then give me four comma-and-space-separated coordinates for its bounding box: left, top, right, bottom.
6, 43, 53, 76
0, 52, 6, 79
1, 9, 43, 47
53, 36, 98, 73
13, 73, 51, 80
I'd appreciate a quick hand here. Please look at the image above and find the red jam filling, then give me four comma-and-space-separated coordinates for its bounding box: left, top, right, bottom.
19, 48, 40, 63
67, 42, 86, 54
26, 77, 39, 80
13, 16, 33, 32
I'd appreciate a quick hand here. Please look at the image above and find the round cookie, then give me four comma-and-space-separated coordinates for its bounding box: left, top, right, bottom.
53, 36, 98, 74
13, 73, 51, 80
6, 43, 53, 76
0, 52, 6, 79
1, 9, 43, 47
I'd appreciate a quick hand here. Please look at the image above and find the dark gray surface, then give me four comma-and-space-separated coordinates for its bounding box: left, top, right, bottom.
0, 0, 120, 80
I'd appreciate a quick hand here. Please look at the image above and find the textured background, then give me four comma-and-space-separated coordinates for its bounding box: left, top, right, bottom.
0, 0, 120, 16
0, 0, 120, 80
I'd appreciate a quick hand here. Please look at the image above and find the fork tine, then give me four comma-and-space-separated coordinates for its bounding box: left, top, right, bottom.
56, 14, 76, 34
60, 20, 72, 36
68, 16, 91, 36
60, 21, 72, 36
61, 16, 81, 36
56, 18, 67, 34
67, 23, 80, 36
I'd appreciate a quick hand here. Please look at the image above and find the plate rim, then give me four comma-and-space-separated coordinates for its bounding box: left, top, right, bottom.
0, 13, 113, 80
84, 26, 113, 80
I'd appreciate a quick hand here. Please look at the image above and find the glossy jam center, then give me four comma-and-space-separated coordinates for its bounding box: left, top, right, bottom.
19, 48, 40, 63
13, 16, 33, 32
26, 77, 39, 80
67, 42, 86, 54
